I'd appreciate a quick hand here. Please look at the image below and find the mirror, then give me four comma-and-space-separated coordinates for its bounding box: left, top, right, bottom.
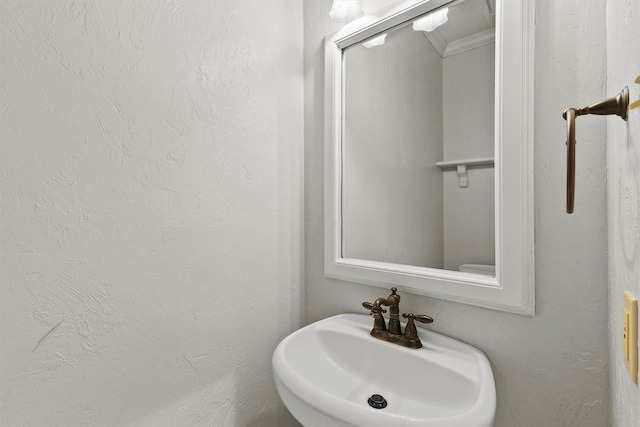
341, 0, 496, 274
324, 0, 535, 315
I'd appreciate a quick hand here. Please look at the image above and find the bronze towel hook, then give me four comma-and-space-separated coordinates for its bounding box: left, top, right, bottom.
563, 86, 629, 214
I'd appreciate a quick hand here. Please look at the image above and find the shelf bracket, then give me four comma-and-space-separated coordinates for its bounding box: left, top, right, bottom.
456, 165, 468, 188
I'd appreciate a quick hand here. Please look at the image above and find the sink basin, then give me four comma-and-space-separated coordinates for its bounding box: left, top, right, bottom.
272, 314, 496, 427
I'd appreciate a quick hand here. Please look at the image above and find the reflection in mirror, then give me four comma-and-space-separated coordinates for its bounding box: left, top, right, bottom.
341, 0, 496, 275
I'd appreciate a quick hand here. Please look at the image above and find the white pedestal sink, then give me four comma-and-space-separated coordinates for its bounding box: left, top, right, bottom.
273, 314, 496, 427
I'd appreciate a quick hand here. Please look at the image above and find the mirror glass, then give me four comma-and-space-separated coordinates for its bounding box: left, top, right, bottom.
341, 0, 496, 275
325, 0, 534, 315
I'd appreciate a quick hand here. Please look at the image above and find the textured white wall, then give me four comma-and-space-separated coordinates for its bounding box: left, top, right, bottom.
342, 26, 444, 268
0, 1, 302, 426
304, 1, 610, 426
606, 1, 640, 425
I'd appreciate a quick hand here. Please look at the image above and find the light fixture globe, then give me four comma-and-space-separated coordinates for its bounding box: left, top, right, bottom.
329, 0, 364, 22
412, 7, 449, 32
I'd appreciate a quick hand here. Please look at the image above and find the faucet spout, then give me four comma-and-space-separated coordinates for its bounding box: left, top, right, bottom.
371, 288, 401, 335
371, 297, 390, 310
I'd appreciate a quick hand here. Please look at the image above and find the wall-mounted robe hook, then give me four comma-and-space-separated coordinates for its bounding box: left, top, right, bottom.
563, 86, 629, 214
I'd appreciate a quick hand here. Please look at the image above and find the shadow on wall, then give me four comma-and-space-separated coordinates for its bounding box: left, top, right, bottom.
243, 410, 301, 427
113, 331, 300, 427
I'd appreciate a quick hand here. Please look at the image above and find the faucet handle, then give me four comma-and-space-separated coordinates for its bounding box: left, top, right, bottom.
402, 313, 433, 324
362, 302, 387, 313
402, 313, 433, 341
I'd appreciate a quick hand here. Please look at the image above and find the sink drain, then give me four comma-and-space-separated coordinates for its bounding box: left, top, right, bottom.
367, 394, 387, 409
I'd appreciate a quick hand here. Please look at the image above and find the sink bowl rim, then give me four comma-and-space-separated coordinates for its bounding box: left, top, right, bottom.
273, 313, 496, 427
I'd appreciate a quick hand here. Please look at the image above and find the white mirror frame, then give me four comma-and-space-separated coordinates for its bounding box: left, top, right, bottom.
324, 0, 535, 315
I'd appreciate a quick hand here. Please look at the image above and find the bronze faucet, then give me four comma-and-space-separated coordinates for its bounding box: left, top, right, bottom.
362, 287, 433, 349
